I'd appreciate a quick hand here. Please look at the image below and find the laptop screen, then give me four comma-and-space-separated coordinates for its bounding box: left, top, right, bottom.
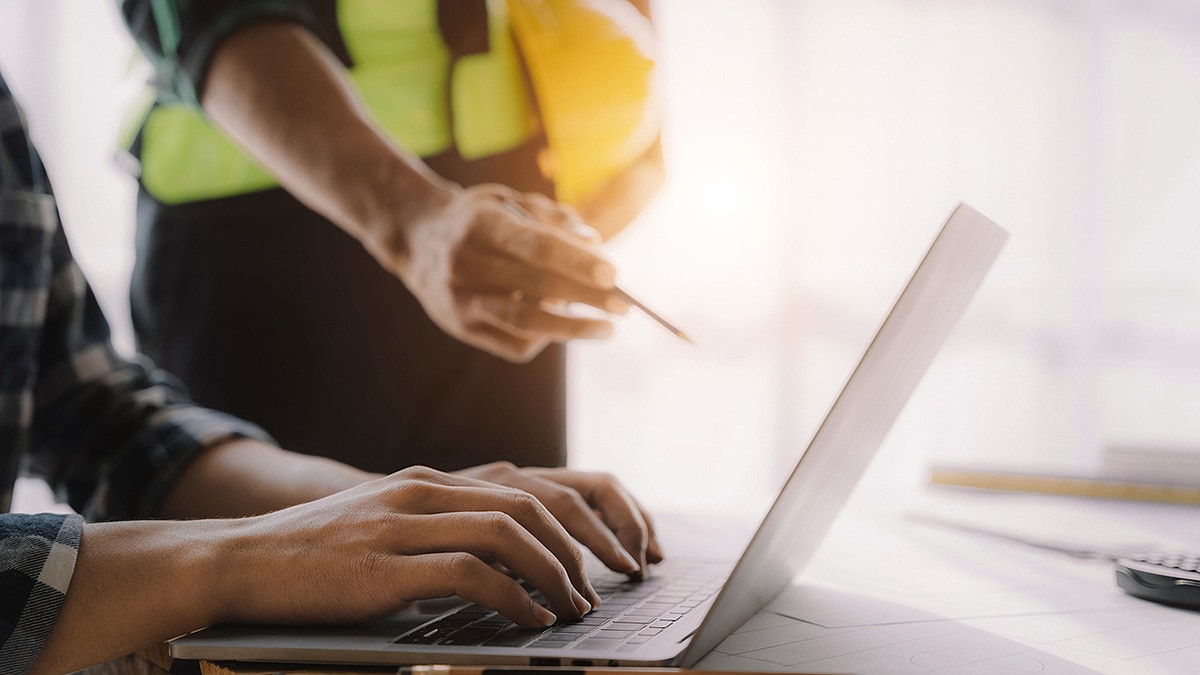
681, 203, 1008, 666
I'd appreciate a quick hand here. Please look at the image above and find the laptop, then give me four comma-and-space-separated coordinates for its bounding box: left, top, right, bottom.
171, 203, 1008, 667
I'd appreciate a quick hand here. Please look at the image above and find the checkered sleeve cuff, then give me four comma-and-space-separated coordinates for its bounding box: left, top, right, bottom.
0, 513, 83, 675
104, 405, 276, 521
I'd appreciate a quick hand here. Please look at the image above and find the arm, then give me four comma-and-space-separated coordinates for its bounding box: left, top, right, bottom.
204, 21, 626, 363
122, 0, 627, 362
30, 468, 601, 675
157, 437, 372, 518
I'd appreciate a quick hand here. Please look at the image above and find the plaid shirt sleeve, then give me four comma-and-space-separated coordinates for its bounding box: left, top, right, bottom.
1, 72, 275, 671
0, 514, 82, 675
27, 222, 275, 521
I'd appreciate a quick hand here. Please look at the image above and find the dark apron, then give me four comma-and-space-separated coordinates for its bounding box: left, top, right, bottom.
130, 139, 567, 474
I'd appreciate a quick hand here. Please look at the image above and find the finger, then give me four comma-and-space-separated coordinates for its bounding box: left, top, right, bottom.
453, 463, 630, 604
387, 465, 540, 501
390, 482, 595, 607
458, 248, 628, 315
474, 204, 616, 289
484, 470, 642, 583
478, 489, 596, 613
634, 502, 664, 564
531, 470, 653, 578
468, 181, 525, 205
513, 193, 601, 244
471, 294, 614, 343
392, 552, 558, 628
472, 184, 592, 241
388, 512, 590, 620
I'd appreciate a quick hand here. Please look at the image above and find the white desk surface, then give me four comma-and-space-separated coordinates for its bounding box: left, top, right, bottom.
674, 487, 1200, 675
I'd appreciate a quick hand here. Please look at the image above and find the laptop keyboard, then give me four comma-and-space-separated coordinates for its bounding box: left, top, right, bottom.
394, 560, 727, 651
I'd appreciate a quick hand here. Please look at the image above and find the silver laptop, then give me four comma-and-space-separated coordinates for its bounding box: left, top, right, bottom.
171, 203, 1008, 667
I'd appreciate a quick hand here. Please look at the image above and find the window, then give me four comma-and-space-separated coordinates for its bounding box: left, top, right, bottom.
569, 0, 1200, 512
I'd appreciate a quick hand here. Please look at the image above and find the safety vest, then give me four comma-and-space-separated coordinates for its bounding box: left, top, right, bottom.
134, 0, 659, 214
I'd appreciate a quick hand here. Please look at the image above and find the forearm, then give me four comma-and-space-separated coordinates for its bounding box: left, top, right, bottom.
28, 519, 238, 675
201, 20, 454, 272
28, 464, 659, 674
160, 438, 375, 519
31, 443, 373, 674
199, 20, 623, 363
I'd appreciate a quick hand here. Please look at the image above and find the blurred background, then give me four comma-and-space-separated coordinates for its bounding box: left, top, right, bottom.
2, 0, 1198, 516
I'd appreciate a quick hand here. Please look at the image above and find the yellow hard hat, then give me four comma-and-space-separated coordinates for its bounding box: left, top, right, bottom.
507, 0, 662, 228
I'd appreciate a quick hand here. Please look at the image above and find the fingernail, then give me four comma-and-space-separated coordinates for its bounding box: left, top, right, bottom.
586, 580, 602, 608
572, 588, 593, 615
648, 541, 665, 563
628, 553, 649, 581
617, 548, 641, 574
533, 604, 557, 627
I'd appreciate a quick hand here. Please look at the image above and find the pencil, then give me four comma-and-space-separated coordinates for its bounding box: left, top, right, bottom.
614, 287, 694, 344
500, 201, 692, 345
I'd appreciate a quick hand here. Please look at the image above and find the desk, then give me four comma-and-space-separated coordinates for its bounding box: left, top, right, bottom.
703, 488, 1200, 675
125, 489, 1200, 675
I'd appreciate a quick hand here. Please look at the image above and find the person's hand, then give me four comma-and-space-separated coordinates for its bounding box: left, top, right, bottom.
455, 462, 664, 579
219, 466, 600, 628
373, 182, 630, 363
199, 22, 628, 363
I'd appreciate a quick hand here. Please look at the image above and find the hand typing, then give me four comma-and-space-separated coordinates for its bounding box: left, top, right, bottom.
456, 461, 664, 578
218, 466, 602, 627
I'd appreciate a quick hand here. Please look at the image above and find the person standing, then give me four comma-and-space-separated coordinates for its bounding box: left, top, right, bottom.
118, 0, 663, 474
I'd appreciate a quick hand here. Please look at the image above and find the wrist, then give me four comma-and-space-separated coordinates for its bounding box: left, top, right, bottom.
354, 147, 459, 277
37, 520, 237, 673
201, 517, 267, 625
285, 452, 378, 502
161, 439, 374, 519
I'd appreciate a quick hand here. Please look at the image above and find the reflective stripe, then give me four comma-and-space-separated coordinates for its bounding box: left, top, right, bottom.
337, 0, 454, 157
138, 0, 536, 205
140, 104, 279, 205
452, 0, 536, 160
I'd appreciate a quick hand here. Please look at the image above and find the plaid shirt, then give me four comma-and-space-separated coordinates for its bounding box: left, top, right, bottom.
0, 72, 271, 673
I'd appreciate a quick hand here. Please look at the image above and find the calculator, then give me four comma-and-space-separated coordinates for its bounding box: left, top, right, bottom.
1114, 553, 1200, 611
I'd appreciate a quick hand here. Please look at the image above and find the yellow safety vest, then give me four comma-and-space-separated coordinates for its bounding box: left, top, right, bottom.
134, 0, 660, 217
